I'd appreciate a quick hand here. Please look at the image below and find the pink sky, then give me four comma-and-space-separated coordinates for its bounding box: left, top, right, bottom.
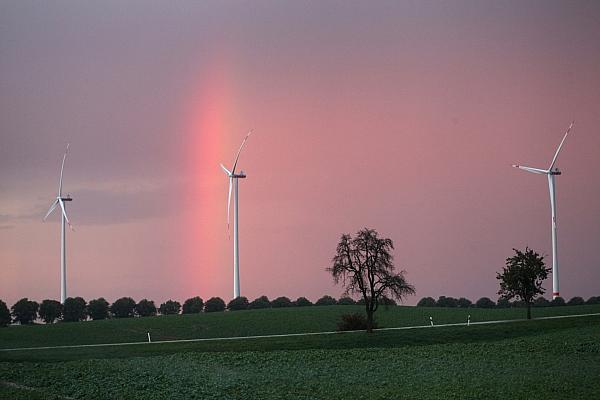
1, 1, 599, 306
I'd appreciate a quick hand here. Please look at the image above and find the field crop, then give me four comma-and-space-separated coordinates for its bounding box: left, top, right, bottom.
1, 315, 599, 399
1, 305, 600, 399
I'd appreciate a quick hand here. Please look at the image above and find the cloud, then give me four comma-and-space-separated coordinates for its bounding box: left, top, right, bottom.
0, 179, 187, 226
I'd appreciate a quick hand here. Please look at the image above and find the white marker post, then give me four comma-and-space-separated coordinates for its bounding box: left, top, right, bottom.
429, 316, 434, 327
467, 315, 471, 326
147, 332, 151, 343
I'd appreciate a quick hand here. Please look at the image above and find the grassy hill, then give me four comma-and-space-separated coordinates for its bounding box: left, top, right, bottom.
1, 304, 599, 351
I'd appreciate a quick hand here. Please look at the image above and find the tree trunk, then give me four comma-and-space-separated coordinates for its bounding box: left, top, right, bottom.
366, 310, 374, 333
527, 303, 531, 320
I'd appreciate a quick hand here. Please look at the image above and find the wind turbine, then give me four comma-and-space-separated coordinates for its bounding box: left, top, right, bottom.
220, 131, 252, 299
512, 121, 574, 299
43, 144, 73, 304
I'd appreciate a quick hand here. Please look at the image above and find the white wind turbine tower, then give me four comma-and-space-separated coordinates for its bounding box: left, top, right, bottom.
43, 144, 74, 304
512, 121, 574, 299
220, 131, 252, 299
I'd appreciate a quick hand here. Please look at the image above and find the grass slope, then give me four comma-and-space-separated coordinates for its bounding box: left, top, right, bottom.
1, 316, 599, 399
1, 304, 599, 351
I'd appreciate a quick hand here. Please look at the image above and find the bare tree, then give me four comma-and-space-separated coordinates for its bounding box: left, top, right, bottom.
328, 228, 415, 332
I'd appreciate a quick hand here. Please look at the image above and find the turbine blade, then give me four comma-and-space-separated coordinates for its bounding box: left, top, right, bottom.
58, 143, 70, 197
512, 165, 549, 175
548, 121, 574, 170
43, 199, 59, 221
227, 177, 233, 236
231, 130, 253, 174
58, 199, 74, 231
220, 163, 232, 175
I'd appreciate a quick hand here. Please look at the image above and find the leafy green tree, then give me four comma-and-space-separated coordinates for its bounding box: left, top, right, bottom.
0, 300, 10, 327
110, 297, 136, 318
204, 297, 226, 312
248, 296, 271, 309
63, 297, 87, 322
87, 298, 110, 320
475, 297, 496, 308
380, 296, 397, 306
135, 299, 157, 317
182, 296, 204, 314
11, 298, 39, 325
587, 296, 600, 305
271, 296, 293, 308
567, 296, 585, 306
496, 297, 511, 308
457, 297, 472, 308
437, 296, 458, 308
158, 300, 181, 315
533, 297, 550, 307
227, 296, 249, 311
551, 296, 566, 306
337, 296, 357, 305
328, 228, 415, 332
39, 299, 63, 323
294, 297, 313, 307
497, 247, 550, 319
315, 295, 337, 306
416, 297, 436, 307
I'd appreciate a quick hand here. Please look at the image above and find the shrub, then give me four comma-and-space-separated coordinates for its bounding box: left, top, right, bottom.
158, 300, 181, 315
87, 298, 110, 320
457, 298, 472, 308
294, 297, 313, 306
39, 299, 63, 323
0, 300, 11, 327
416, 297, 436, 307
136, 299, 157, 317
227, 296, 249, 311
533, 297, 550, 307
511, 300, 526, 308
586, 296, 600, 305
315, 295, 337, 306
551, 296, 566, 306
271, 296, 293, 308
337, 297, 356, 305
437, 296, 458, 308
567, 296, 585, 306
204, 297, 226, 312
182, 297, 204, 314
248, 296, 271, 309
496, 297, 511, 308
63, 297, 87, 322
380, 296, 397, 306
11, 298, 39, 324
110, 297, 136, 318
337, 313, 377, 331
475, 297, 496, 309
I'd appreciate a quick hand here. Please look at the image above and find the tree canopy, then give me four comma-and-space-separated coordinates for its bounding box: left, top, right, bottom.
328, 228, 415, 332
63, 297, 87, 322
39, 299, 63, 323
87, 298, 110, 320
182, 297, 204, 314
159, 300, 181, 315
110, 297, 136, 318
497, 247, 550, 319
11, 298, 39, 325
135, 299, 157, 317
0, 300, 10, 327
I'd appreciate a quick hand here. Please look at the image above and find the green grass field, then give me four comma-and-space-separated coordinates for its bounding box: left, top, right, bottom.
1, 305, 600, 399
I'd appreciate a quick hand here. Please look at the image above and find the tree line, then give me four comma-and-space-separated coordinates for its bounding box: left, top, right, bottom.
416, 295, 599, 309
0, 294, 376, 326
